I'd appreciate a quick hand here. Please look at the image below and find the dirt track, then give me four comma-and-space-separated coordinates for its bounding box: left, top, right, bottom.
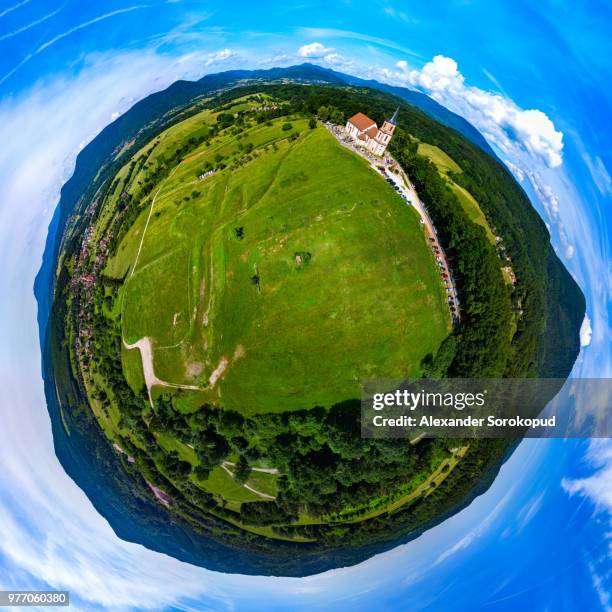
123, 336, 201, 406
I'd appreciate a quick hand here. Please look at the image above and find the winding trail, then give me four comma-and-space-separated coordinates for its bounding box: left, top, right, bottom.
222, 461, 280, 475
130, 163, 182, 279
220, 462, 276, 500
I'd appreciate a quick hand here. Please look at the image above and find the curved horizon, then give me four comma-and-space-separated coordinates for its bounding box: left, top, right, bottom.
0, 1, 611, 609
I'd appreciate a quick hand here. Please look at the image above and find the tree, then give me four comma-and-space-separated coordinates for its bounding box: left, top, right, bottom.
317, 105, 330, 121
234, 455, 251, 483
282, 122, 293, 131
330, 108, 344, 125
194, 465, 210, 481
308, 117, 317, 129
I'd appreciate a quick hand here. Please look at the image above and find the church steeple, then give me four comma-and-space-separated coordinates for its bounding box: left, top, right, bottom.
378, 107, 399, 146
388, 106, 400, 125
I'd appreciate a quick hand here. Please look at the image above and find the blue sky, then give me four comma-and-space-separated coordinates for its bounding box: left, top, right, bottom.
1, 1, 612, 610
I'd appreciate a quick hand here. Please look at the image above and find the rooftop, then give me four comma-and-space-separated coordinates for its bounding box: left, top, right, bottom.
347, 112, 376, 132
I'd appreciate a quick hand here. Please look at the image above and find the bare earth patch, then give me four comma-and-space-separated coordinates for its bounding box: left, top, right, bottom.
208, 357, 229, 387
186, 361, 203, 378
233, 344, 245, 360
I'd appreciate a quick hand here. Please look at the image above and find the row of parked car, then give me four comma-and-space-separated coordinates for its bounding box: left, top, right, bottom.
428, 237, 460, 324
379, 166, 412, 205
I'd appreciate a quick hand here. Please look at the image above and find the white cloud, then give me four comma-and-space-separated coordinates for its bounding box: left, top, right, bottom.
581, 314, 593, 347
589, 561, 612, 612
383, 6, 415, 23
563, 441, 612, 609
386, 55, 564, 169
294, 42, 353, 70
563, 441, 612, 514
261, 52, 293, 66
204, 48, 236, 66
583, 151, 612, 196
320, 52, 354, 70
0, 5, 159, 87
299, 27, 422, 59
297, 41, 333, 58
505, 160, 525, 182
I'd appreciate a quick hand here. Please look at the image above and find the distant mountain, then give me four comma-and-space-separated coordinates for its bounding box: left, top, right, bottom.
190, 63, 495, 156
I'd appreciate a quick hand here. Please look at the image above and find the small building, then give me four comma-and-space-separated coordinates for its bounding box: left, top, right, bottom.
345, 108, 399, 156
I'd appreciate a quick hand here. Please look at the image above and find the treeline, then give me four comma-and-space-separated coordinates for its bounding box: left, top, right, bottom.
277, 438, 509, 547
391, 137, 513, 377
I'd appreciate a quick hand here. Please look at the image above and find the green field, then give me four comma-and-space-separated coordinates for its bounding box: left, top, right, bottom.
110, 118, 450, 414
418, 142, 496, 243
417, 143, 462, 174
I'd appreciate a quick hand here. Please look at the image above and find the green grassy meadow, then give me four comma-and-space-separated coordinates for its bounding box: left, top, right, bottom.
417, 142, 496, 244
107, 117, 450, 415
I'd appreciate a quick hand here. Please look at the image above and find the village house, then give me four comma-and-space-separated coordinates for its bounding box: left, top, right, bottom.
344, 107, 399, 156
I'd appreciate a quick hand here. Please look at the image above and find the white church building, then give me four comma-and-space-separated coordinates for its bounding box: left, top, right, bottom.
344, 108, 399, 156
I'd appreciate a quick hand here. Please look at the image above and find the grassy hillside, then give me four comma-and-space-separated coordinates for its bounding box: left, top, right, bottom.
110, 115, 449, 414
417, 142, 496, 244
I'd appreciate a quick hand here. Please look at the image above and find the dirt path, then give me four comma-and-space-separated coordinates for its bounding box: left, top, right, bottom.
220, 462, 276, 500
130, 165, 181, 279
384, 165, 461, 322
222, 461, 280, 475
123, 336, 202, 406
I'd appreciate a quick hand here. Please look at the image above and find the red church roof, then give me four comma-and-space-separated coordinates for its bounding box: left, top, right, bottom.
347, 112, 376, 132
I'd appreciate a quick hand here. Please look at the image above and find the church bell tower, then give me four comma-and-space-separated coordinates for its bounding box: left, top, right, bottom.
378, 107, 399, 146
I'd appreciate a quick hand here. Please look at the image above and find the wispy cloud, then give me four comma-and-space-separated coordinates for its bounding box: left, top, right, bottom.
298, 27, 423, 59
0, 4, 155, 86
435, 488, 514, 565
562, 440, 612, 514
204, 47, 236, 66
0, 4, 65, 43
383, 6, 417, 24
0, 0, 31, 20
